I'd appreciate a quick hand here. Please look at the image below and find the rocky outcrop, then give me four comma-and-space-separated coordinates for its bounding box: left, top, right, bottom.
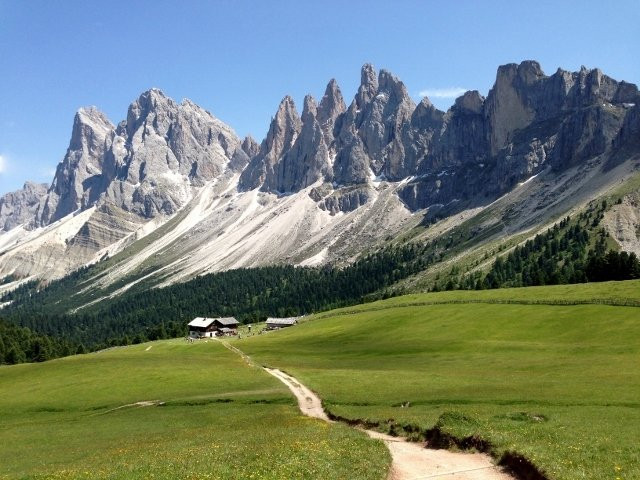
37, 107, 115, 225
239, 96, 302, 190
0, 182, 48, 231
268, 95, 331, 193
241, 136, 260, 158
318, 185, 373, 214
317, 79, 346, 154
103, 89, 242, 217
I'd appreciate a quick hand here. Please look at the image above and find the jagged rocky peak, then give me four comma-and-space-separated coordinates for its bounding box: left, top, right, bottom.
301, 94, 318, 121
317, 79, 346, 126
573, 65, 640, 106
356, 65, 416, 175
411, 97, 444, 129
103, 89, 242, 218
378, 68, 413, 106
238, 96, 302, 190
266, 95, 302, 158
317, 79, 346, 154
0, 181, 49, 231
33, 87, 245, 225
241, 135, 260, 158
514, 60, 545, 84
70, 106, 115, 151
356, 63, 379, 108
125, 88, 176, 138
454, 90, 484, 114
267, 94, 332, 193
36, 106, 116, 226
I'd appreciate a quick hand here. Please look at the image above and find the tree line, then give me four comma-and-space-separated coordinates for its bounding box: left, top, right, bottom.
0, 242, 441, 352
0, 319, 78, 365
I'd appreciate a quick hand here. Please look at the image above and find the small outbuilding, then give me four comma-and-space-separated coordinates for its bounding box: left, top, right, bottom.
265, 317, 299, 330
218, 327, 236, 336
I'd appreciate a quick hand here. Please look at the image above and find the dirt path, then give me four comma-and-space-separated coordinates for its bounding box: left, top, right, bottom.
264, 368, 331, 422
263, 366, 514, 480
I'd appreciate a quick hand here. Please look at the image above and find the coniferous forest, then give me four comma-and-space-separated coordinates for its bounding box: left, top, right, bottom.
443, 201, 640, 291
0, 319, 77, 364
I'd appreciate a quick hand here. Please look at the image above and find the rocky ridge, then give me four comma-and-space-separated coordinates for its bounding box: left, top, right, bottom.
0, 61, 638, 287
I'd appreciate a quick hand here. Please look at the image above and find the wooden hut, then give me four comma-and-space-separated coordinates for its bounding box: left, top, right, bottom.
187, 317, 217, 338
265, 317, 299, 330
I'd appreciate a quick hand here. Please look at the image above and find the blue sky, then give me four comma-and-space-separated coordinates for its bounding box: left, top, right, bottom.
1, 0, 638, 195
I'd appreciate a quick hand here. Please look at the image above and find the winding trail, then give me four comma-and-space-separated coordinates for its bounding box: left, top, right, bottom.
222, 341, 515, 480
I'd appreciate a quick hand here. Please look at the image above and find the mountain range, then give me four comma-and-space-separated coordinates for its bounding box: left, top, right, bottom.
1, 60, 639, 301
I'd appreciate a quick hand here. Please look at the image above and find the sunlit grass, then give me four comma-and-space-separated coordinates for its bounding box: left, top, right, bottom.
0, 340, 388, 479
239, 280, 640, 480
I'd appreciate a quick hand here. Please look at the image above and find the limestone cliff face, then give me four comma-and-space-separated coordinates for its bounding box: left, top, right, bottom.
37, 107, 115, 225
0, 182, 48, 231
239, 96, 302, 190
398, 61, 639, 212
103, 89, 242, 218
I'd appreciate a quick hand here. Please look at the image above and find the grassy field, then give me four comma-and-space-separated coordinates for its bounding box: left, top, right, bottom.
0, 340, 389, 479
238, 280, 640, 480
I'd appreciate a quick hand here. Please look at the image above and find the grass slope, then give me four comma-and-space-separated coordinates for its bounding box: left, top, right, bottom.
0, 340, 388, 479
238, 280, 640, 480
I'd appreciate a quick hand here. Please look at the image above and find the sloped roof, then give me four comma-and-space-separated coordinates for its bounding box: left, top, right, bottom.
188, 317, 216, 328
266, 317, 298, 326
214, 317, 239, 326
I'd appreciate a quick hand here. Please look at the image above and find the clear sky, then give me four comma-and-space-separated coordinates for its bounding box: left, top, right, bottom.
0, 0, 638, 195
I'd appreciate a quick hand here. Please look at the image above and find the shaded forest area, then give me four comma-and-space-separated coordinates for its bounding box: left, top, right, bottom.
0, 320, 78, 364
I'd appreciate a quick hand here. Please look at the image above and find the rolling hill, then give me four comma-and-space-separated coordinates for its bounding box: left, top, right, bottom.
238, 281, 640, 480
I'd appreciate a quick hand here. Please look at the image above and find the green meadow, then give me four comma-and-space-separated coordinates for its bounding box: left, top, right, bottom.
0, 341, 388, 479
239, 280, 640, 480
